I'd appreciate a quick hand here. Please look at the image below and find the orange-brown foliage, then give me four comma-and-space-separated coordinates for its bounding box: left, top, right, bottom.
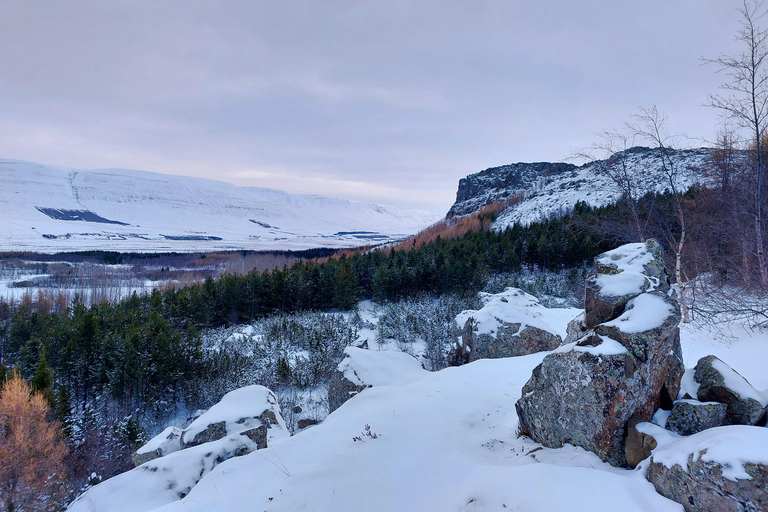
387, 195, 522, 252
0, 373, 68, 511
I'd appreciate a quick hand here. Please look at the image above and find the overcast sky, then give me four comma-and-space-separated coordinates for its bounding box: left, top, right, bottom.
0, 1, 749, 214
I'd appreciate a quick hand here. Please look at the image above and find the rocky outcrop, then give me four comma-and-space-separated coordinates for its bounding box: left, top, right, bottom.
448, 162, 576, 217
451, 288, 565, 364
131, 426, 183, 467
694, 355, 768, 426
584, 239, 669, 328
666, 400, 727, 436
644, 425, 768, 512
448, 317, 475, 366
328, 347, 426, 413
515, 240, 683, 467
474, 323, 561, 359
181, 385, 284, 449
69, 384, 289, 512
328, 369, 368, 413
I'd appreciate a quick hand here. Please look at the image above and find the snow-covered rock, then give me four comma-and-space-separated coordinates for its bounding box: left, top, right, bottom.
515, 242, 683, 467
452, 288, 577, 361
132, 426, 182, 467
482, 146, 717, 228
584, 239, 669, 328
643, 424, 768, 512
181, 385, 286, 448
694, 355, 768, 426
68, 432, 263, 512
328, 347, 426, 413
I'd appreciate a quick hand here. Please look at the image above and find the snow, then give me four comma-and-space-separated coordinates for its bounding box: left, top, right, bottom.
592, 242, 660, 297
337, 347, 426, 387
68, 294, 768, 512
677, 368, 700, 400
492, 147, 715, 229
572, 335, 628, 356
67, 433, 263, 512
709, 357, 768, 406
455, 287, 580, 340
181, 385, 287, 445
153, 355, 678, 512
680, 322, 768, 390
136, 426, 182, 457
602, 293, 675, 333
0, 159, 440, 252
639, 423, 768, 481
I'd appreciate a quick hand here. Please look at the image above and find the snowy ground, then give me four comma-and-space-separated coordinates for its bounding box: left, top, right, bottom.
0, 159, 440, 252
78, 299, 768, 512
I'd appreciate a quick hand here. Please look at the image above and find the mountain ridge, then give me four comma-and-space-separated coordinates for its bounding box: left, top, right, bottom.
446, 146, 719, 228
0, 159, 441, 253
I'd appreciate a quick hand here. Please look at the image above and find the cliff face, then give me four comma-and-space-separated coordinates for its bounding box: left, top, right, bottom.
447, 147, 720, 225
448, 162, 577, 217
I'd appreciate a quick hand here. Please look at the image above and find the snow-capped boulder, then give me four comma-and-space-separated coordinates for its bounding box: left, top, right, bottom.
665, 400, 727, 436
452, 288, 563, 361
328, 347, 426, 413
181, 385, 285, 449
584, 240, 669, 328
694, 355, 768, 426
68, 432, 263, 512
515, 241, 683, 467
131, 426, 182, 467
643, 424, 768, 512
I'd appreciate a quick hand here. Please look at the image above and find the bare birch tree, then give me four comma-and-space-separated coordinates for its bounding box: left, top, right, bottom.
575, 130, 647, 242
628, 106, 692, 323
705, 0, 768, 287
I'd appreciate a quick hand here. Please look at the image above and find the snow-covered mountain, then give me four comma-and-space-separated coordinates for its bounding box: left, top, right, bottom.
0, 160, 441, 252
447, 147, 719, 229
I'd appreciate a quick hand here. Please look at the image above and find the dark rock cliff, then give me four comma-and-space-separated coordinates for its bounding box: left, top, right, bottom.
447, 161, 577, 217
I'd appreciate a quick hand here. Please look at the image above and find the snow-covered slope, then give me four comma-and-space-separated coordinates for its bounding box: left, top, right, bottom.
65, 292, 768, 511
0, 160, 440, 252
446, 147, 718, 229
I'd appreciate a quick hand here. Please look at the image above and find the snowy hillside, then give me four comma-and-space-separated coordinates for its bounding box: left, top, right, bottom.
0, 159, 440, 252
494, 147, 714, 229
68, 296, 768, 512
446, 147, 718, 229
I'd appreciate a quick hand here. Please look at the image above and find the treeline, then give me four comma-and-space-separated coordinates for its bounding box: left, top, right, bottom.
0, 206, 614, 413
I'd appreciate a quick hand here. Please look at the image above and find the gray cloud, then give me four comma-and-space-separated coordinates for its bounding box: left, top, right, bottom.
0, 0, 744, 214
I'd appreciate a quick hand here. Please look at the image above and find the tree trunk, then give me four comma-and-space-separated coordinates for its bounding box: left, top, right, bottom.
676, 223, 691, 323
756, 215, 768, 286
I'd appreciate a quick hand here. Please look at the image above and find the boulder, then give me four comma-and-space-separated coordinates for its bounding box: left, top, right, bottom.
625, 419, 658, 469
563, 311, 588, 344
452, 288, 566, 363
584, 240, 670, 328
328, 347, 426, 413
694, 355, 768, 426
666, 400, 727, 436
132, 426, 182, 467
297, 418, 319, 429
644, 425, 768, 512
181, 385, 285, 449
515, 241, 683, 468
